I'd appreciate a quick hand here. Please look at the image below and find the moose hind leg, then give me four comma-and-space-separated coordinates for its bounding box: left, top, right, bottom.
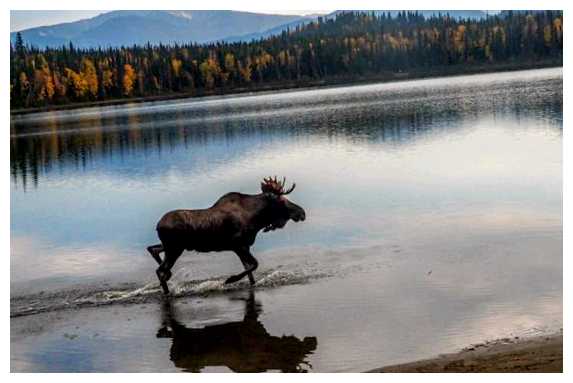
147, 244, 164, 265
157, 247, 183, 295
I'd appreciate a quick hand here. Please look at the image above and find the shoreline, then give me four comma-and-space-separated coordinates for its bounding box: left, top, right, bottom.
368, 332, 563, 373
10, 59, 562, 116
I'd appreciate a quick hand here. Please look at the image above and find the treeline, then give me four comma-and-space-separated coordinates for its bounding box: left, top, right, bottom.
10, 10, 563, 109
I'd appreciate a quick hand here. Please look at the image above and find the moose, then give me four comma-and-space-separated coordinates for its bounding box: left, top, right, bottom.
147, 177, 306, 294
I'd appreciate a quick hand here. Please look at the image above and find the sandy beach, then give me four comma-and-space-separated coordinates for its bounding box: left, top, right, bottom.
369, 332, 563, 373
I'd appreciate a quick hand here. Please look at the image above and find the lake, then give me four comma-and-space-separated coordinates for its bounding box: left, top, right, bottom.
10, 68, 562, 372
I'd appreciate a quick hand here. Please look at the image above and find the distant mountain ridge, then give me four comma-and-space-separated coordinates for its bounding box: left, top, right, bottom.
11, 10, 492, 49
10, 10, 311, 48
226, 10, 491, 42
328, 10, 490, 19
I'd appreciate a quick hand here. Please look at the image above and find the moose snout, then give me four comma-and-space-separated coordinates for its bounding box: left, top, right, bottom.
292, 208, 306, 222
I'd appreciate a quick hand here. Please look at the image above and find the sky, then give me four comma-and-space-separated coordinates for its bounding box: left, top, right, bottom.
10, 11, 106, 32
10, 10, 329, 32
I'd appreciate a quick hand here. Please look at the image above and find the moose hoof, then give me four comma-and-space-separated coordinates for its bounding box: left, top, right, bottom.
225, 275, 241, 284
156, 270, 172, 295
161, 284, 170, 295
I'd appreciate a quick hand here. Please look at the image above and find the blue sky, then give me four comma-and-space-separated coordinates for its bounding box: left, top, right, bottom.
10, 11, 106, 32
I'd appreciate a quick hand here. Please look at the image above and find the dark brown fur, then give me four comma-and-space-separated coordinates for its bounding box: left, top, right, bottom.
148, 179, 305, 294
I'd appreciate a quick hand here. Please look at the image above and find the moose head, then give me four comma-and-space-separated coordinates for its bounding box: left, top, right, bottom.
260, 176, 306, 232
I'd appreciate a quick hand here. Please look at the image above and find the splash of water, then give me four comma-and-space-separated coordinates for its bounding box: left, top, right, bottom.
10, 266, 333, 318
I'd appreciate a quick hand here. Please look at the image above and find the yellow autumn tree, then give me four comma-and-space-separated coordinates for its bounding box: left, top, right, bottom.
122, 64, 136, 96
97, 58, 114, 96
80, 58, 98, 98
238, 59, 252, 83
454, 24, 467, 53
18, 72, 30, 96
199, 58, 221, 89
29, 54, 55, 102
64, 68, 87, 99
33, 67, 55, 102
553, 17, 562, 38
171, 58, 182, 77
102, 69, 114, 92
277, 50, 288, 66
52, 71, 67, 98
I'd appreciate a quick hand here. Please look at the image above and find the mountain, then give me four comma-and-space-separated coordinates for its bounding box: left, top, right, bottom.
11, 10, 491, 49
223, 10, 492, 43
327, 10, 490, 20
10, 10, 311, 48
497, 10, 546, 17
222, 17, 318, 43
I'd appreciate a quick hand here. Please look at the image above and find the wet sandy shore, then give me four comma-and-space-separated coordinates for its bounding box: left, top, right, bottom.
369, 332, 563, 373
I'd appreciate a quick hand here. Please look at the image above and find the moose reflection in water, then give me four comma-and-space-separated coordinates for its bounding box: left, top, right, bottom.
157, 291, 318, 372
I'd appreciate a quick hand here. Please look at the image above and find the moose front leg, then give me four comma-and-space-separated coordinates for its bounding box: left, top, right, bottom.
240, 257, 256, 286
226, 248, 258, 285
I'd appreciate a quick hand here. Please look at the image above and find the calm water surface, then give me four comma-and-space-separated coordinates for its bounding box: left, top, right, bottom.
10, 68, 562, 372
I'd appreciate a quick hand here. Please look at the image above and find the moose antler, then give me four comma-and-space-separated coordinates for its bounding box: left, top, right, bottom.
261, 176, 296, 195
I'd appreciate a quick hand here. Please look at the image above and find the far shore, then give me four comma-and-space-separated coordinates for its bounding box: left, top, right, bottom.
368, 332, 563, 373
10, 59, 562, 116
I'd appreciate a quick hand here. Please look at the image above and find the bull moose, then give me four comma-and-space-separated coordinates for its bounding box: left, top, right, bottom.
147, 177, 306, 294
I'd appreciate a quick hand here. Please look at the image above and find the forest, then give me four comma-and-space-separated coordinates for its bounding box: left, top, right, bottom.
10, 10, 563, 110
